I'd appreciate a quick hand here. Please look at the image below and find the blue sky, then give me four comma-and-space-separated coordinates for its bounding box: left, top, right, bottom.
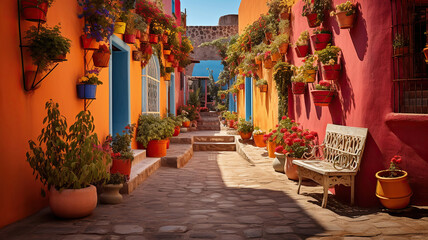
180, 0, 241, 26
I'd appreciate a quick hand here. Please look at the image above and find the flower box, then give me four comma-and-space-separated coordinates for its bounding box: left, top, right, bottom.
311, 90, 335, 106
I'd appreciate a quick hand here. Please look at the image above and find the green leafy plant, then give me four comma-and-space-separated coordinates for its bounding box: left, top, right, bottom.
302, 0, 331, 23
24, 25, 71, 72
106, 173, 126, 185
315, 44, 341, 65
237, 118, 254, 134
223, 111, 238, 121
111, 124, 135, 161
295, 30, 310, 46
26, 100, 110, 195
313, 27, 331, 35
255, 78, 268, 87
136, 115, 174, 148
331, 0, 356, 16
274, 61, 293, 118
393, 33, 409, 49
253, 127, 266, 135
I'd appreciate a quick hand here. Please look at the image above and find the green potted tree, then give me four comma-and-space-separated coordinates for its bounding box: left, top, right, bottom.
311, 80, 335, 106
330, 1, 357, 29
110, 124, 135, 180
24, 25, 71, 88
237, 118, 254, 140
26, 100, 110, 218
315, 44, 341, 81
77, 69, 103, 99
21, 0, 55, 22
255, 78, 268, 92
302, 0, 331, 28
295, 30, 310, 58
100, 173, 127, 204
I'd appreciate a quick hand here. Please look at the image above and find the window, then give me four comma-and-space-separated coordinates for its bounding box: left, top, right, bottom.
392, 0, 428, 113
142, 56, 160, 115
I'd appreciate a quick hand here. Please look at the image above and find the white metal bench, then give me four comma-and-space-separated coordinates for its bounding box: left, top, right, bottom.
292, 124, 368, 208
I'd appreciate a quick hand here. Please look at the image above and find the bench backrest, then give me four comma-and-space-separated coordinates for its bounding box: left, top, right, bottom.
323, 124, 368, 171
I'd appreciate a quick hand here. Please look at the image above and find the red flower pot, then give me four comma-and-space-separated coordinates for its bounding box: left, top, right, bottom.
81, 35, 99, 50
147, 139, 168, 157
239, 84, 245, 90
182, 121, 190, 128
253, 134, 267, 148
306, 13, 321, 28
124, 34, 136, 44
315, 33, 331, 43
93, 51, 111, 68
110, 158, 132, 180
161, 34, 168, 44
149, 34, 158, 44
292, 82, 305, 95
228, 120, 235, 128
322, 64, 341, 81
239, 132, 252, 140
295, 45, 309, 58
173, 126, 180, 136
178, 67, 184, 72
167, 54, 175, 62
311, 35, 330, 51
22, 0, 48, 22
311, 90, 335, 106
136, 30, 141, 39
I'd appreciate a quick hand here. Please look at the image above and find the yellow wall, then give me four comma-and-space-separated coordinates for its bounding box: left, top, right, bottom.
237, 89, 245, 119
238, 0, 270, 34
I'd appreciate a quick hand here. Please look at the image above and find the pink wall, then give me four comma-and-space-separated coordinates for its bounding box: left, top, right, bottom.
290, 0, 428, 207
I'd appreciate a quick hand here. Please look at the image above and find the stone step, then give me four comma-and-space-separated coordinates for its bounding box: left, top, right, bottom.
198, 120, 220, 126
198, 117, 220, 122
197, 125, 221, 131
121, 157, 161, 194
193, 142, 236, 151
199, 112, 220, 117
170, 136, 193, 144
161, 144, 193, 168
194, 136, 235, 142
131, 149, 146, 166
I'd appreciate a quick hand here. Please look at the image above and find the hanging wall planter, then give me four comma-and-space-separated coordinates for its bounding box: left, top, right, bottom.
311, 90, 335, 106
167, 54, 175, 62
92, 45, 111, 68
81, 35, 99, 50
77, 84, 97, 99
271, 52, 281, 62
292, 82, 305, 95
21, 0, 48, 22
295, 45, 309, 58
322, 64, 341, 81
132, 50, 143, 61
149, 34, 158, 44
124, 34, 136, 44
114, 22, 126, 34
306, 13, 321, 28
161, 34, 168, 44
263, 58, 273, 69
279, 43, 289, 54
304, 70, 317, 83
311, 34, 331, 51
163, 49, 171, 55
336, 11, 356, 29
259, 84, 268, 93
140, 33, 149, 43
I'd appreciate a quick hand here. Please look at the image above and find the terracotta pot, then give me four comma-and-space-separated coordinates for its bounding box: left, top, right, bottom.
132, 51, 143, 61
147, 139, 168, 157
164, 73, 171, 81
167, 54, 175, 62
124, 34, 136, 44
292, 82, 305, 95
271, 52, 281, 62
100, 184, 123, 204
173, 126, 180, 136
228, 120, 235, 128
81, 35, 99, 50
110, 158, 132, 179
93, 51, 111, 68
376, 170, 412, 209
295, 45, 309, 58
336, 11, 356, 29
239, 132, 252, 140
149, 34, 158, 44
268, 141, 277, 158
280, 11, 290, 20
265, 32, 273, 44
322, 64, 341, 81
304, 70, 317, 83
263, 59, 273, 69
259, 84, 268, 93
311, 90, 335, 106
311, 35, 330, 51
284, 156, 301, 180
163, 50, 171, 55
220, 94, 226, 99
239, 84, 245, 90
279, 43, 289, 54
21, 0, 48, 22
306, 13, 321, 28
253, 134, 266, 148
136, 30, 141, 39
255, 58, 262, 65
183, 121, 190, 127
49, 185, 97, 218
273, 152, 285, 173
114, 22, 126, 34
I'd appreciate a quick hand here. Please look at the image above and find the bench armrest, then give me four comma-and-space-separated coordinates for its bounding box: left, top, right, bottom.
303, 144, 325, 160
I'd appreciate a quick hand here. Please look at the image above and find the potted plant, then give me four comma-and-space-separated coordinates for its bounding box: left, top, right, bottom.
278, 19, 290, 35
393, 33, 409, 56
302, 55, 318, 83
110, 124, 135, 180
279, 0, 295, 20
376, 155, 412, 209
255, 78, 268, 93
311, 80, 335, 106
290, 66, 306, 95
295, 30, 310, 58
273, 33, 290, 55
263, 51, 273, 69
24, 25, 71, 74
253, 127, 267, 148
263, 130, 277, 159
93, 44, 111, 68
270, 116, 294, 172
26, 100, 110, 218
21, 0, 55, 22
99, 173, 126, 204
236, 76, 245, 90
302, 0, 331, 28
218, 90, 228, 100
78, 0, 117, 43
330, 1, 357, 29
224, 111, 238, 129
315, 44, 341, 81
237, 118, 254, 140
77, 69, 103, 99
124, 12, 141, 44
136, 114, 170, 157
311, 27, 332, 51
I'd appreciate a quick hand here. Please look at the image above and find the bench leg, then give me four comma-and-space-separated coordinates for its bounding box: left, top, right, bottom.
321, 177, 329, 208
297, 168, 302, 195
351, 175, 355, 206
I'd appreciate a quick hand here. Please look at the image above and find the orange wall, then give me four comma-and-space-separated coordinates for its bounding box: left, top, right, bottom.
238, 0, 270, 34
0, 1, 168, 227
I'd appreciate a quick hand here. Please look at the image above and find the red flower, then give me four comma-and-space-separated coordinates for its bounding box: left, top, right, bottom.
291, 120, 295, 123
275, 145, 284, 153
280, 128, 287, 133
282, 149, 288, 154
290, 133, 298, 138
272, 129, 277, 133
293, 138, 302, 143
276, 124, 279, 127
305, 134, 314, 140
300, 142, 306, 146
291, 126, 298, 132
282, 116, 287, 120
310, 131, 318, 136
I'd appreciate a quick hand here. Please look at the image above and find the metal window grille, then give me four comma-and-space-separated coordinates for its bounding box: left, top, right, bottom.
392, 0, 428, 113
142, 56, 160, 115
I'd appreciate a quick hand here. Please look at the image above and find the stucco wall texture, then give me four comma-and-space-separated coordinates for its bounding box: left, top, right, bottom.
238, 0, 428, 207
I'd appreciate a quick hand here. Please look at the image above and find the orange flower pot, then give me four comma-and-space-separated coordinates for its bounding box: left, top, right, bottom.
239, 132, 252, 140
268, 141, 277, 158
253, 134, 266, 148
81, 35, 99, 50
271, 52, 281, 62
279, 43, 289, 54
259, 85, 268, 93
147, 139, 168, 157
173, 126, 180, 136
182, 121, 190, 127
284, 156, 301, 180
336, 12, 356, 29
110, 158, 132, 179
376, 170, 412, 209
93, 51, 111, 68
228, 120, 235, 128
263, 59, 273, 69
49, 185, 97, 219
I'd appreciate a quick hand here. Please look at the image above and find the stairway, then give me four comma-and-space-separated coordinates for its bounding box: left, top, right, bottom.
197, 112, 221, 131
193, 135, 236, 151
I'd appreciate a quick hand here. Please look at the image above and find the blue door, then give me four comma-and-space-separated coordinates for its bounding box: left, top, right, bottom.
245, 76, 253, 121
169, 73, 176, 115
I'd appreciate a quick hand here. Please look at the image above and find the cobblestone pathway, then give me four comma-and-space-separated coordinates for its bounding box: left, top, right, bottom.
1, 151, 428, 239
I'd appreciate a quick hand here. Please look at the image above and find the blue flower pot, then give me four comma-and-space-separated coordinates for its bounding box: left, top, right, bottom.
77, 84, 97, 99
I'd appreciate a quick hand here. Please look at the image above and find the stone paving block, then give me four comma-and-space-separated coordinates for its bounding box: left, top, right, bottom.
113, 225, 144, 235
265, 226, 293, 234
62, 235, 103, 240
158, 226, 188, 233
244, 228, 263, 238
189, 231, 217, 238
236, 215, 264, 224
